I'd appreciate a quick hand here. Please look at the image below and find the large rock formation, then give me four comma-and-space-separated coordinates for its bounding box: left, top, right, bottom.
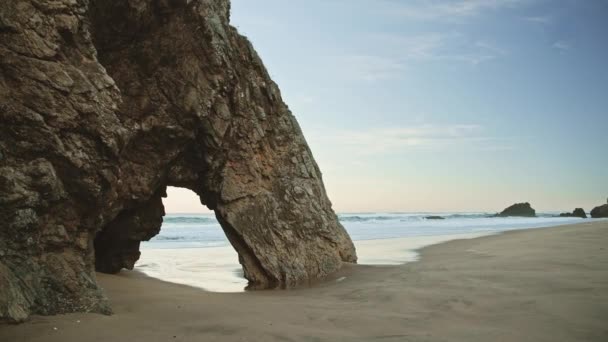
559, 208, 587, 219
0, 0, 356, 322
590, 199, 608, 218
496, 203, 536, 217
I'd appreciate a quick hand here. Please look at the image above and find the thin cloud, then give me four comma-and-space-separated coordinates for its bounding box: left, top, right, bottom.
311, 124, 504, 153
364, 33, 507, 66
475, 41, 507, 55
553, 40, 570, 51
368, 33, 448, 59
522, 16, 552, 25
336, 55, 407, 81
380, 0, 525, 21
331, 34, 503, 82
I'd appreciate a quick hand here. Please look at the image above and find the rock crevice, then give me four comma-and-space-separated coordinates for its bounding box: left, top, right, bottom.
0, 0, 356, 322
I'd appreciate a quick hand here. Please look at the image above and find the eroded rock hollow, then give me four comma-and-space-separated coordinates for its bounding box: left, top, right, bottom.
0, 0, 356, 322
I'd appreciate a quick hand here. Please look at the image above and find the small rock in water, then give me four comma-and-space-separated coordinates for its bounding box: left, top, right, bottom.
425, 216, 445, 220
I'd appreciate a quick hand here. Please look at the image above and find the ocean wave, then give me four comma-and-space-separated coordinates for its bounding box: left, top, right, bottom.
440, 213, 492, 219
154, 235, 188, 241
338, 215, 396, 222
163, 213, 569, 225
144, 212, 586, 249
163, 216, 218, 224
337, 213, 493, 223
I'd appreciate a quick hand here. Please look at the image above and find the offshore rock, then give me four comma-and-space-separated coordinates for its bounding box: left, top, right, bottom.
496, 203, 536, 217
0, 0, 356, 322
590, 203, 608, 218
559, 208, 587, 219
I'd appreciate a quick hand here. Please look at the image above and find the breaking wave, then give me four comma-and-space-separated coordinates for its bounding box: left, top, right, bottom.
144, 212, 588, 249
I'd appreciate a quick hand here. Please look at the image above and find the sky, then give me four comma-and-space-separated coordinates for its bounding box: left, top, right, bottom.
164, 0, 608, 213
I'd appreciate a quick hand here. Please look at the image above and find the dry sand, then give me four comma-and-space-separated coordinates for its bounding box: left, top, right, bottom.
2, 221, 607, 341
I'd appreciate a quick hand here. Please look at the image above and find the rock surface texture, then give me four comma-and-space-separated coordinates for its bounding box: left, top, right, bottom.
559, 208, 587, 219
0, 0, 356, 322
496, 203, 536, 217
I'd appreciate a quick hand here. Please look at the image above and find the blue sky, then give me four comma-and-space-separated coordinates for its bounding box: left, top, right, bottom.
166, 0, 608, 213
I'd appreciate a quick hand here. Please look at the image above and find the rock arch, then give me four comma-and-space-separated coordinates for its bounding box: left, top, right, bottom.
0, 0, 356, 322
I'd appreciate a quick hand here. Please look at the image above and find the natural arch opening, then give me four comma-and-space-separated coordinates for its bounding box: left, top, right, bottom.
93, 185, 250, 291
135, 187, 247, 292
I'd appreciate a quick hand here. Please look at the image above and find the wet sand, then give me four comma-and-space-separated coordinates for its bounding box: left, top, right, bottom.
2, 221, 607, 341
135, 232, 489, 292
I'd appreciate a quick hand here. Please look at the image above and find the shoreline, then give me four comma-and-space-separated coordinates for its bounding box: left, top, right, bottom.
137, 231, 493, 292
137, 218, 593, 293
2, 220, 607, 341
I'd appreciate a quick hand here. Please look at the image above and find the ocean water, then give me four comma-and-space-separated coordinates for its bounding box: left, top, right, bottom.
142, 212, 585, 249
135, 212, 588, 292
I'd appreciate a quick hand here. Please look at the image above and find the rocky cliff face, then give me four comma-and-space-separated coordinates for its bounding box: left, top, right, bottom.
0, 0, 356, 322
496, 203, 536, 217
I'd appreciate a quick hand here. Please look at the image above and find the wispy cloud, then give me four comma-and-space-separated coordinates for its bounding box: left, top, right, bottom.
324, 1, 521, 82
335, 55, 407, 81
522, 15, 552, 25
380, 0, 525, 21
552, 40, 570, 52
310, 124, 509, 153
339, 33, 507, 74
475, 41, 507, 55
368, 33, 448, 60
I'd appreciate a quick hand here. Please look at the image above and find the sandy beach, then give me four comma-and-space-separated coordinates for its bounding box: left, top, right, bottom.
2, 220, 607, 341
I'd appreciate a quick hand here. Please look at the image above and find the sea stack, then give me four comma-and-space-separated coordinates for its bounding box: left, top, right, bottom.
0, 0, 356, 322
497, 203, 536, 217
590, 198, 608, 218
559, 208, 587, 218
